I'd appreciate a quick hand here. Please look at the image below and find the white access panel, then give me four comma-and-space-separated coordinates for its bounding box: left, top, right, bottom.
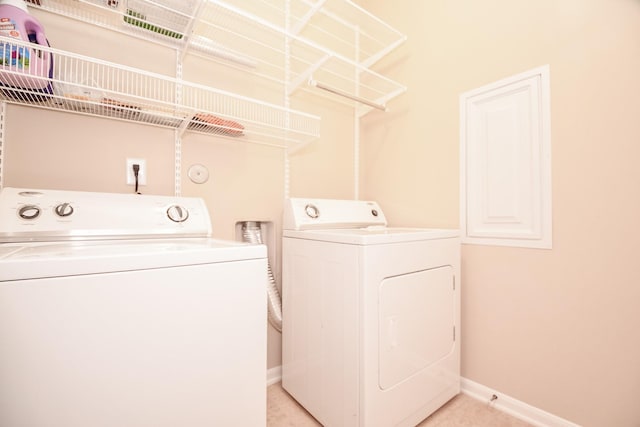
460, 65, 552, 248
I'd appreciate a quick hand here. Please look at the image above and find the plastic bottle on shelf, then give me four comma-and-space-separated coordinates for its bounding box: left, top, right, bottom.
0, 0, 53, 98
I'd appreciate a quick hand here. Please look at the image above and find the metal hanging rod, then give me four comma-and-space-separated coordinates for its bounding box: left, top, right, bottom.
308, 79, 387, 112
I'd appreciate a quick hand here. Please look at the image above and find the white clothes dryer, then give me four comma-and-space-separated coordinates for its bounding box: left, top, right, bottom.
0, 188, 267, 427
282, 198, 460, 427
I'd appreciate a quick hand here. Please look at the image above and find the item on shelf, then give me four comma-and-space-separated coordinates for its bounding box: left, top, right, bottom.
61, 94, 95, 111
54, 73, 104, 111
189, 113, 245, 137
139, 109, 184, 127
124, 0, 195, 40
101, 96, 141, 118
124, 8, 182, 39
85, 0, 120, 8
123, 0, 198, 40
0, 0, 53, 101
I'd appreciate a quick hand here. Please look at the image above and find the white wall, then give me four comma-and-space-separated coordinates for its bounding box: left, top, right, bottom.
360, 1, 640, 426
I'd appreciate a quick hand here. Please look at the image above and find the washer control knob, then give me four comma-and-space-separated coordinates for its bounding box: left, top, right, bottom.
371, 209, 379, 217
54, 202, 74, 218
305, 204, 319, 219
166, 205, 189, 223
18, 204, 41, 220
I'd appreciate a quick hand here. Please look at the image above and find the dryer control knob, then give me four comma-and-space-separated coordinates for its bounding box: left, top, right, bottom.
305, 204, 319, 219
54, 202, 74, 218
166, 205, 189, 223
18, 204, 41, 220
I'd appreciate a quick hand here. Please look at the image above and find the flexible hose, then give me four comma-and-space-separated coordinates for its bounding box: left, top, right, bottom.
241, 221, 283, 332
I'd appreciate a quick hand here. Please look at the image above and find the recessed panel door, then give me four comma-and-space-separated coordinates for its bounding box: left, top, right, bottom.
379, 266, 455, 390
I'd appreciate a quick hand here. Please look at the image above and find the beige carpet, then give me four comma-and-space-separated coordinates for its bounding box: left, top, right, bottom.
267, 383, 533, 427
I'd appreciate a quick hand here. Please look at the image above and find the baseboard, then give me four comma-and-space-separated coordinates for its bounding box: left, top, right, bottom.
266, 365, 282, 386
265, 367, 579, 426
461, 378, 581, 427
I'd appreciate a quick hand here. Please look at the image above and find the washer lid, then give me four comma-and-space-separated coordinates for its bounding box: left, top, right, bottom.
283, 227, 459, 245
0, 238, 266, 281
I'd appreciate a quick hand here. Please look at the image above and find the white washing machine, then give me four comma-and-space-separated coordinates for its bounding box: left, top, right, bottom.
0, 187, 267, 427
281, 198, 460, 427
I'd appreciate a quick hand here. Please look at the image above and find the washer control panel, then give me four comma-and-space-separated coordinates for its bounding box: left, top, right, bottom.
284, 198, 387, 231
0, 188, 212, 242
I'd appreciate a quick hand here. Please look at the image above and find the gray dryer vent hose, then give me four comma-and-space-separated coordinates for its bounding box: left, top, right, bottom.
241, 221, 282, 332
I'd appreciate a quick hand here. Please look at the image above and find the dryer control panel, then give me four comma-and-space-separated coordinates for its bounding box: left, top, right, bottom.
283, 198, 387, 231
0, 187, 212, 242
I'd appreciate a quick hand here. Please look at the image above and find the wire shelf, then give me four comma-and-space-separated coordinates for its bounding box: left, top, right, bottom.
0, 37, 320, 148
27, 0, 407, 111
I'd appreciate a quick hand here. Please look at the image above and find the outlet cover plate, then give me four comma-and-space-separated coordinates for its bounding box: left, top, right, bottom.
126, 158, 147, 185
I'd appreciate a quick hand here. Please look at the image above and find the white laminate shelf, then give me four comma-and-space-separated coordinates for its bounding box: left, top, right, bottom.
27, 0, 407, 112
0, 38, 320, 149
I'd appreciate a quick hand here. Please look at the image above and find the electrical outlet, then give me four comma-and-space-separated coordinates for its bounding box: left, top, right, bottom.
126, 158, 147, 186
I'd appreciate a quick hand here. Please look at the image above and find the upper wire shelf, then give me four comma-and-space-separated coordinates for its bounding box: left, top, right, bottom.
0, 37, 320, 149
27, 0, 407, 112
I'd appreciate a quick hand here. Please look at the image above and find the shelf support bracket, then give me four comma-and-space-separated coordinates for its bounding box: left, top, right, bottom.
178, 0, 209, 64
290, 0, 327, 36
360, 36, 407, 69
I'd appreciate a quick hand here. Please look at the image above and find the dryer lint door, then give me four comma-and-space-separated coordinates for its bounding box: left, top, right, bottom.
378, 266, 455, 389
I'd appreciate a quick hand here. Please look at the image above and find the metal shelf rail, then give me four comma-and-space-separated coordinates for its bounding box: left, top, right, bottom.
27, 0, 407, 112
0, 37, 320, 149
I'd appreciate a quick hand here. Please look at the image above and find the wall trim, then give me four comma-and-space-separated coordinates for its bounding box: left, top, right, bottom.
267, 365, 282, 386
265, 367, 579, 426
461, 377, 581, 427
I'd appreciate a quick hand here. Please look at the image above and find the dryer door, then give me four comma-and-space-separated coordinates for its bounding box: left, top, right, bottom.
379, 266, 455, 389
